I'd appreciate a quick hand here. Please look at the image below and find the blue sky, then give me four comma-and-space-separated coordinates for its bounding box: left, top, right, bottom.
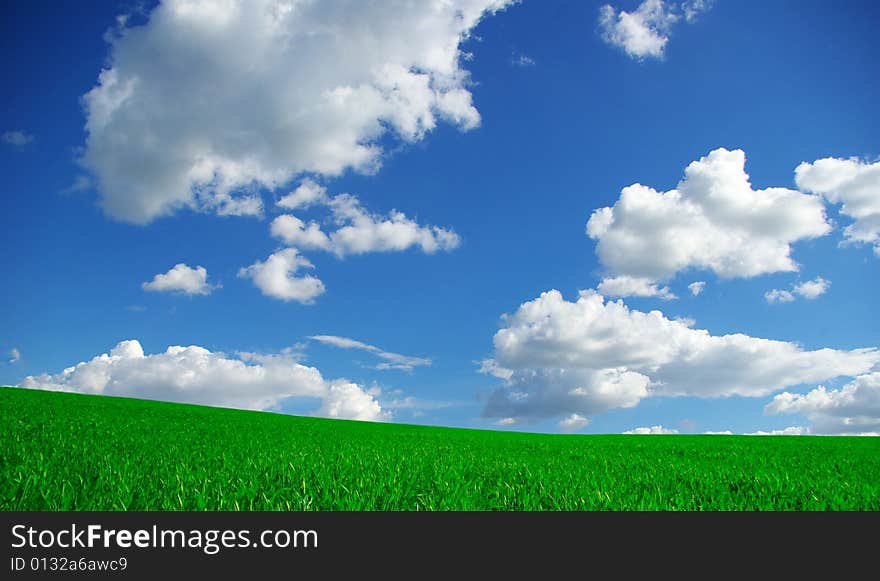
2, 0, 878, 435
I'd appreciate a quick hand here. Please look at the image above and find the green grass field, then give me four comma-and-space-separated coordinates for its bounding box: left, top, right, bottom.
2, 386, 879, 510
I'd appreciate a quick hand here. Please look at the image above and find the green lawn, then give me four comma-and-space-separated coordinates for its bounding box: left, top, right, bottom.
2, 386, 878, 510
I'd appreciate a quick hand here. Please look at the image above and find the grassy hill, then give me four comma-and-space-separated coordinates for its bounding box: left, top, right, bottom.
2, 386, 878, 510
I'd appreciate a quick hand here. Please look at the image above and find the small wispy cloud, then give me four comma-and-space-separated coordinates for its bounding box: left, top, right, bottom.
9, 348, 21, 364
511, 53, 536, 67
309, 335, 431, 371
2, 130, 35, 148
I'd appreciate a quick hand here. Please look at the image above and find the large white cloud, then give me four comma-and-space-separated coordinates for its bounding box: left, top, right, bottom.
481, 289, 880, 421
587, 148, 831, 291
19, 339, 386, 421
142, 263, 218, 295
81, 0, 513, 224
237, 248, 325, 304
795, 157, 880, 256
598, 0, 711, 60
270, 181, 460, 257
765, 372, 880, 435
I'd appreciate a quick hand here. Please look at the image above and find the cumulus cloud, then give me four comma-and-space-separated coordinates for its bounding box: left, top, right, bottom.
703, 430, 732, 435
765, 372, 880, 436
764, 289, 795, 304
688, 281, 706, 296
276, 179, 328, 211
237, 248, 325, 304
558, 413, 590, 432
597, 275, 676, 300
765, 276, 830, 304
9, 348, 21, 364
598, 0, 678, 60
80, 0, 513, 224
315, 380, 390, 422
271, 182, 460, 257
795, 157, 880, 256
481, 289, 880, 422
142, 263, 219, 295
598, 0, 710, 60
2, 130, 35, 148
623, 425, 679, 434
587, 148, 830, 286
309, 335, 431, 371
793, 277, 831, 299
19, 339, 386, 421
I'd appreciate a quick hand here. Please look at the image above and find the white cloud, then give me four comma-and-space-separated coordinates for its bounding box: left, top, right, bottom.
495, 417, 517, 426
587, 149, 831, 286
597, 275, 676, 300
764, 289, 795, 304
276, 179, 328, 211
270, 184, 460, 257
81, 0, 513, 224
270, 215, 332, 251
598, 0, 678, 60
238, 248, 325, 304
309, 335, 431, 371
558, 413, 590, 432
9, 348, 21, 364
765, 276, 830, 304
2, 130, 35, 147
681, 0, 713, 22
142, 263, 218, 295
747, 426, 807, 436
19, 339, 385, 421
481, 289, 880, 422
795, 157, 880, 256
624, 425, 679, 434
703, 430, 732, 435
765, 372, 880, 436
793, 277, 830, 299
688, 281, 706, 296
315, 380, 390, 422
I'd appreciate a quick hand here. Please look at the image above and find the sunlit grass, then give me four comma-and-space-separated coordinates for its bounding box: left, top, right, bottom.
2, 387, 878, 510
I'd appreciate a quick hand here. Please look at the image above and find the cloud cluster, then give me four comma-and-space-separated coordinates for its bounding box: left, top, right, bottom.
81, 0, 513, 224
142, 263, 219, 295
481, 289, 879, 422
587, 148, 831, 295
795, 157, 880, 257
598, 0, 711, 60
240, 180, 459, 304
237, 248, 325, 304
765, 276, 830, 304
309, 335, 431, 371
765, 372, 880, 435
270, 180, 460, 257
19, 339, 386, 421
